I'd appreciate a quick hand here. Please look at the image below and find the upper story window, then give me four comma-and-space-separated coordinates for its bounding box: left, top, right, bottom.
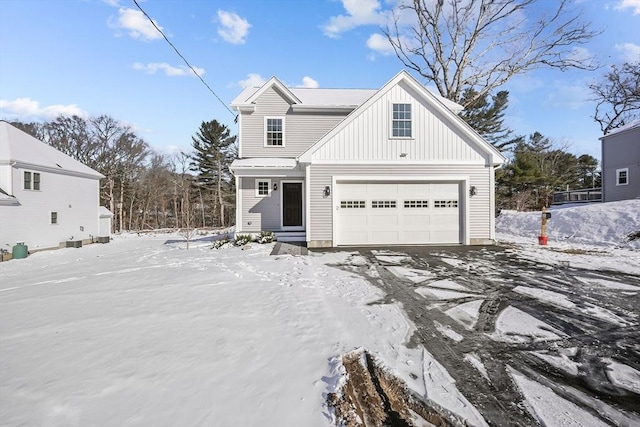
392, 103, 412, 138
24, 171, 41, 190
616, 168, 629, 186
265, 117, 284, 146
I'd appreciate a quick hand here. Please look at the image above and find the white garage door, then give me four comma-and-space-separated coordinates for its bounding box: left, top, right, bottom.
336, 181, 461, 245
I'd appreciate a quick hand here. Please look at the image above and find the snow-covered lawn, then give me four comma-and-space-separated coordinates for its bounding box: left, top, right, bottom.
0, 235, 427, 426
1, 200, 638, 426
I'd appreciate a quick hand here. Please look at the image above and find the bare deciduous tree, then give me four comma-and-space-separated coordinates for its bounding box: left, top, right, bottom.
385, 0, 599, 107
590, 62, 640, 134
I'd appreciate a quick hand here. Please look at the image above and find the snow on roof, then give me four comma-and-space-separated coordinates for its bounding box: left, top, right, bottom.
99, 206, 113, 218
604, 118, 640, 137
0, 121, 103, 179
231, 78, 462, 112
230, 158, 298, 169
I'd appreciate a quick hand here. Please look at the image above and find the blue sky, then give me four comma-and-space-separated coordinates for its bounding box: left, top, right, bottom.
1, 0, 639, 162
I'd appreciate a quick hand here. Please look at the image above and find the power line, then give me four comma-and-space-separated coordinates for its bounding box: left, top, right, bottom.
132, 0, 237, 119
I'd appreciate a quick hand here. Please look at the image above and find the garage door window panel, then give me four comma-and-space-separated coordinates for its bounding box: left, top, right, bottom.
404, 200, 429, 208
341, 200, 366, 208
434, 200, 458, 208
372, 200, 397, 208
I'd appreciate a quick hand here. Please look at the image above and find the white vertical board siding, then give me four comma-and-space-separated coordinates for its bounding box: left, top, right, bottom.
241, 87, 347, 158
309, 164, 492, 243
0, 167, 100, 250
312, 81, 487, 163
238, 177, 282, 232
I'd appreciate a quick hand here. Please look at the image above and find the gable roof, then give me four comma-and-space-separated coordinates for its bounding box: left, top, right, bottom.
231, 75, 463, 113
297, 71, 505, 166
600, 118, 640, 139
0, 121, 104, 179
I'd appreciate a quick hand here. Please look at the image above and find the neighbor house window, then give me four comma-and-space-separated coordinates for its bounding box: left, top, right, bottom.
51, 212, 58, 224
392, 103, 412, 137
23, 171, 41, 190
24, 171, 31, 190
616, 168, 629, 185
265, 117, 284, 146
255, 179, 271, 197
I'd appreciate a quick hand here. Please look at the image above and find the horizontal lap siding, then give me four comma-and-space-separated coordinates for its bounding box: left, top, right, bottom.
0, 167, 100, 250
241, 87, 347, 158
239, 177, 281, 232
309, 164, 491, 242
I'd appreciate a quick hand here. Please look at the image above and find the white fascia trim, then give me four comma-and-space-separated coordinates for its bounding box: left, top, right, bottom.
333, 174, 469, 183
489, 167, 496, 241
310, 160, 486, 166
231, 170, 304, 178
235, 105, 255, 113
238, 114, 243, 158
291, 105, 356, 113
12, 161, 104, 180
305, 164, 311, 243
235, 175, 241, 233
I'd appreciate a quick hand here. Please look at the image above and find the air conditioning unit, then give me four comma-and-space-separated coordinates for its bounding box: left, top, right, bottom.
97, 236, 110, 244
66, 240, 83, 248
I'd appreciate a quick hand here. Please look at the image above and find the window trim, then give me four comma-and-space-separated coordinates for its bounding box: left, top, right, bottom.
33, 172, 41, 190
616, 168, 629, 186
255, 178, 272, 197
264, 117, 285, 147
391, 102, 412, 139
24, 171, 32, 190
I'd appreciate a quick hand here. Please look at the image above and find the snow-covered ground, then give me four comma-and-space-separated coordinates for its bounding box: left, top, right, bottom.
0, 236, 426, 426
496, 199, 640, 275
1, 200, 638, 426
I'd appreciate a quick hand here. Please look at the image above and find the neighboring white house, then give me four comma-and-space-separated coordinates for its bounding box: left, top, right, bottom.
0, 120, 108, 253
230, 71, 506, 247
601, 118, 640, 203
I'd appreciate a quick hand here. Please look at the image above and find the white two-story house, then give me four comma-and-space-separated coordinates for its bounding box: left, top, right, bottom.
230, 71, 505, 248
0, 121, 107, 253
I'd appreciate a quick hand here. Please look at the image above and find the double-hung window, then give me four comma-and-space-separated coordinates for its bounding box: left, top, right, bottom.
265, 117, 284, 146
23, 171, 41, 190
392, 103, 412, 138
616, 168, 628, 186
51, 212, 58, 224
33, 173, 41, 190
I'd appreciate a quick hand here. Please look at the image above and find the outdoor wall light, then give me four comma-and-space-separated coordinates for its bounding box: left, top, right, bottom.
323, 185, 331, 197
273, 183, 278, 191
469, 186, 477, 196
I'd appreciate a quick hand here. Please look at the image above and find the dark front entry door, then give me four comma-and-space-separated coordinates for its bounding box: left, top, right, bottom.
282, 182, 303, 227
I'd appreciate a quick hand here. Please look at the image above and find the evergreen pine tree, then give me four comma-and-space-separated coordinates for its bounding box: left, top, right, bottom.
190, 120, 237, 227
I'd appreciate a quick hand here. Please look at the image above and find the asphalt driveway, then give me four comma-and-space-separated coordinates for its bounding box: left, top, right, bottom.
320, 245, 640, 426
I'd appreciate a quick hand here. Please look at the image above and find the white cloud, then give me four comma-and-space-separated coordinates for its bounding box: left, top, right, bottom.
298, 76, 319, 88
0, 97, 88, 120
544, 81, 591, 110
102, 0, 121, 6
366, 33, 394, 55
322, 0, 388, 38
614, 43, 640, 63
614, 0, 640, 14
133, 62, 205, 77
111, 8, 163, 42
237, 73, 267, 89
216, 10, 251, 44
